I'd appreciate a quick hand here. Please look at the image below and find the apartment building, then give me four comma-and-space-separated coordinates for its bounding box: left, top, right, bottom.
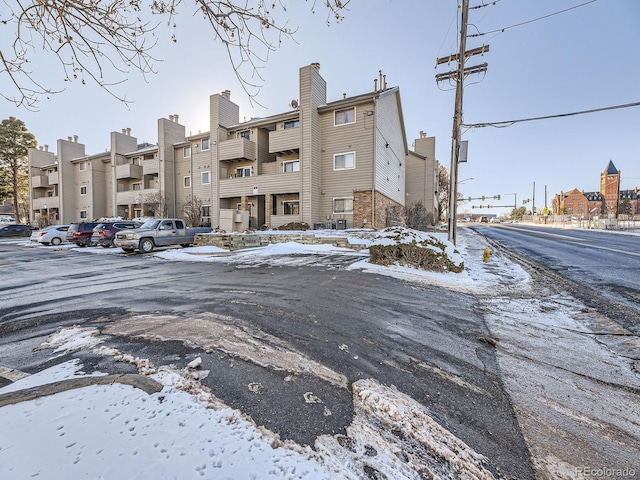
29, 64, 438, 230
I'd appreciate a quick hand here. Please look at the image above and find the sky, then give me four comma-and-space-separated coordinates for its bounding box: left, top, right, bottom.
2, 225, 639, 478
2, 0, 640, 215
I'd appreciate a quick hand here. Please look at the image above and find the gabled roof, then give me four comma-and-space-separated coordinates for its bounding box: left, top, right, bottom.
604, 160, 618, 175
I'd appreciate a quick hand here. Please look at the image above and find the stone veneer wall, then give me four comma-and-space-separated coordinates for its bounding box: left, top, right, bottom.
194, 232, 366, 251
354, 189, 403, 230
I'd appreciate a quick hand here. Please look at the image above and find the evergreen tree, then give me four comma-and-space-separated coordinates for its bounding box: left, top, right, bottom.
0, 117, 36, 220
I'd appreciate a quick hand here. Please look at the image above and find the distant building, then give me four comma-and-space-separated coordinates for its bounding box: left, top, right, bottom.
29, 64, 439, 230
552, 161, 639, 217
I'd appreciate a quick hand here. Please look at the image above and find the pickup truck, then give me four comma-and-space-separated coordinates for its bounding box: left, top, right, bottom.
113, 218, 212, 253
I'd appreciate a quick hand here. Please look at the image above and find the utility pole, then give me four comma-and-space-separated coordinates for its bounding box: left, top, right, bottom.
532, 181, 535, 215
435, 0, 489, 245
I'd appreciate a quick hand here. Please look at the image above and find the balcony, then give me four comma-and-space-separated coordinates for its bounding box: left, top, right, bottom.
32, 196, 59, 210
219, 171, 300, 197
48, 171, 59, 185
31, 175, 49, 188
116, 188, 159, 206
269, 127, 300, 154
143, 159, 159, 175
218, 138, 256, 162
116, 163, 143, 180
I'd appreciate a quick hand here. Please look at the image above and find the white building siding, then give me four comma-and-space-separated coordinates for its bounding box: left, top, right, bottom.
374, 89, 405, 205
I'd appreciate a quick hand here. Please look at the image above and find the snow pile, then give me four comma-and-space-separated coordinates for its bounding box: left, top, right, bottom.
315, 379, 494, 479
369, 226, 464, 273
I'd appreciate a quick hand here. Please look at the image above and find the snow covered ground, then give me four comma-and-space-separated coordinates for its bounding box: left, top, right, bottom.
1, 228, 638, 479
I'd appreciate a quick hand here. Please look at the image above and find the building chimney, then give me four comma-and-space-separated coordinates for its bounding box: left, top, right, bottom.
310, 62, 320, 71
126, 128, 131, 136
173, 115, 179, 123
44, 144, 49, 152
221, 90, 231, 100
374, 78, 378, 91
169, 115, 174, 122
67, 136, 72, 141
122, 129, 126, 134
74, 135, 78, 142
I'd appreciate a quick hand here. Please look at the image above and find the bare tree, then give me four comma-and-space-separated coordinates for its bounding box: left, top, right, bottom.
437, 164, 450, 222
1, 0, 350, 110
182, 194, 203, 227
140, 191, 170, 218
405, 202, 435, 231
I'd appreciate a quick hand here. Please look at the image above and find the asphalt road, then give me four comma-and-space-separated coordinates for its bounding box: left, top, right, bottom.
469, 223, 640, 334
0, 239, 536, 479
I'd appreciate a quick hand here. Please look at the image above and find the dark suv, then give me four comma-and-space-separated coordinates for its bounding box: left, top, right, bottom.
66, 222, 100, 246
91, 221, 141, 248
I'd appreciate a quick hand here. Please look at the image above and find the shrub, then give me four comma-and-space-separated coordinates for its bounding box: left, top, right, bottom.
369, 226, 464, 273
275, 222, 310, 231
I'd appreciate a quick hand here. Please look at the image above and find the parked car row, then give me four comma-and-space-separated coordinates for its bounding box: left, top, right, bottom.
65, 221, 143, 247
23, 221, 142, 247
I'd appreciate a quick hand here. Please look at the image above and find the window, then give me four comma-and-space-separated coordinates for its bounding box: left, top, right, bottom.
283, 120, 300, 129
283, 201, 299, 215
236, 167, 251, 177
132, 183, 142, 191
132, 157, 141, 166
334, 107, 355, 126
80, 186, 87, 195
202, 138, 210, 150
184, 146, 191, 158
80, 210, 88, 219
201, 205, 211, 226
237, 130, 252, 140
283, 161, 300, 173
134, 209, 142, 217
334, 152, 355, 170
201, 171, 211, 184
333, 197, 354, 214
79, 161, 87, 171
183, 176, 191, 188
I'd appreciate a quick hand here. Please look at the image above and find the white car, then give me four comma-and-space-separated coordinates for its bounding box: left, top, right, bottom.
30, 225, 70, 245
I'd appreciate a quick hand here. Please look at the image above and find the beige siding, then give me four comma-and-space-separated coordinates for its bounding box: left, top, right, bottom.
57, 138, 86, 223
411, 134, 437, 216
317, 101, 375, 223
157, 118, 186, 217
299, 64, 326, 225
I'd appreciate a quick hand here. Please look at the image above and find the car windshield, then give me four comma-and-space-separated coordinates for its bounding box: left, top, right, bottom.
140, 219, 161, 229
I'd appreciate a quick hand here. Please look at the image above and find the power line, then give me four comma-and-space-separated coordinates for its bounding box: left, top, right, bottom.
469, 0, 599, 38
462, 101, 640, 129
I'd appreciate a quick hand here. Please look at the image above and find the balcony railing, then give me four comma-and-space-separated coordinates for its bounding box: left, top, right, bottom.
32, 196, 59, 210
218, 138, 256, 162
31, 175, 49, 188
143, 159, 159, 175
269, 127, 300, 154
116, 163, 143, 179
219, 171, 300, 197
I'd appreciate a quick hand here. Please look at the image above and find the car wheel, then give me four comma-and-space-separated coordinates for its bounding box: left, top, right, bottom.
139, 238, 154, 253
51, 237, 62, 246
